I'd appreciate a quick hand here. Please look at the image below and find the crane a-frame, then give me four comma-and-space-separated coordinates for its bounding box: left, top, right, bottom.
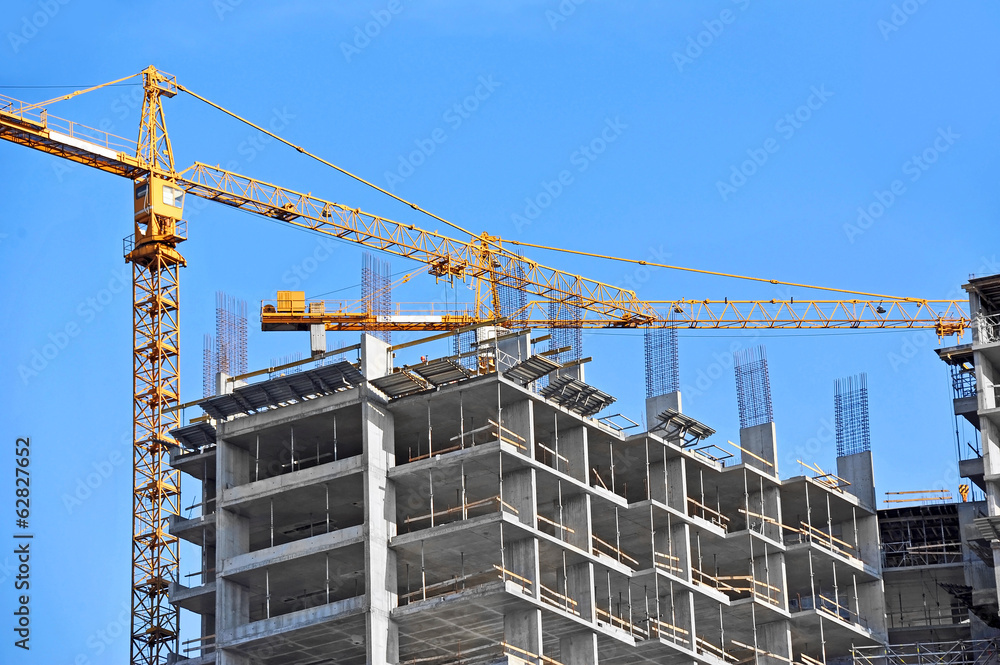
0, 66, 969, 665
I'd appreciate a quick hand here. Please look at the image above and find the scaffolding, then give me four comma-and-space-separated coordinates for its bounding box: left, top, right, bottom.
880, 504, 963, 568
853, 640, 1000, 665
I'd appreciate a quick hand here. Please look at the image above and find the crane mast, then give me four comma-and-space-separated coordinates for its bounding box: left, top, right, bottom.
125, 67, 185, 665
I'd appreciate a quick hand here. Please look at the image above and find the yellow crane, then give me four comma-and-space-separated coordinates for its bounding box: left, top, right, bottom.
0, 66, 969, 665
261, 290, 969, 334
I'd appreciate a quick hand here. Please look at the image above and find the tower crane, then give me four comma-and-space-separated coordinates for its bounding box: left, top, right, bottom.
0, 66, 969, 665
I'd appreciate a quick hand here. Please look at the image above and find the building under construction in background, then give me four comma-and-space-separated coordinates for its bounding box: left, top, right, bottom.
167, 319, 906, 665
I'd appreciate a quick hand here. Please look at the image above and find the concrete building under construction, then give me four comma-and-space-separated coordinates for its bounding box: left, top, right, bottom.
167, 329, 895, 665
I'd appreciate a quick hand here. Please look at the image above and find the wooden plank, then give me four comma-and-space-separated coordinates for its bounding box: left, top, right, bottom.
726, 440, 774, 468
592, 534, 640, 566
537, 514, 575, 534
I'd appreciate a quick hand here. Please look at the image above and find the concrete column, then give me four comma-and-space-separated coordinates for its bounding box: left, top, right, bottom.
749, 482, 782, 542
752, 549, 785, 608
505, 537, 540, 597
562, 493, 592, 551
216, 434, 252, 630
554, 362, 585, 382
559, 425, 589, 484
739, 422, 778, 476
649, 459, 667, 503
857, 579, 888, 640
218, 438, 250, 491
310, 323, 326, 356
645, 391, 681, 429
854, 512, 881, 568
566, 562, 595, 621
503, 467, 537, 528
361, 333, 391, 381
497, 331, 530, 372
658, 585, 694, 648
559, 631, 597, 665
666, 456, 688, 513
504, 608, 543, 661
756, 620, 792, 665
362, 398, 399, 664
836, 450, 876, 512
502, 399, 534, 454
215, 516, 250, 634
654, 521, 691, 582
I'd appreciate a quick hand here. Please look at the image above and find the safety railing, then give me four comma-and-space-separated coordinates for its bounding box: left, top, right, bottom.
592, 534, 639, 568
595, 606, 648, 639
687, 496, 730, 531
408, 418, 526, 462
402, 494, 518, 532
653, 550, 684, 576
648, 616, 690, 645
0, 93, 137, 155
785, 521, 860, 562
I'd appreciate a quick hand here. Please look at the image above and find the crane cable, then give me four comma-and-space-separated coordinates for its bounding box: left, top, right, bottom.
174, 82, 484, 245
175, 80, 929, 304
21, 72, 142, 112
12, 69, 939, 305
504, 239, 926, 303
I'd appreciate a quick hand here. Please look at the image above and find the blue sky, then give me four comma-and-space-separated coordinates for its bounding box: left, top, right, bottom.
1, 1, 998, 662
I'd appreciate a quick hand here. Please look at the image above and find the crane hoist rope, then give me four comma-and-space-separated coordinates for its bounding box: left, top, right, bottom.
172, 80, 925, 304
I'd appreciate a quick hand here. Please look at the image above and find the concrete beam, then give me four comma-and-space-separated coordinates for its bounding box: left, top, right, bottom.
220, 389, 362, 439
218, 594, 366, 649
220, 454, 363, 508
221, 525, 365, 577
